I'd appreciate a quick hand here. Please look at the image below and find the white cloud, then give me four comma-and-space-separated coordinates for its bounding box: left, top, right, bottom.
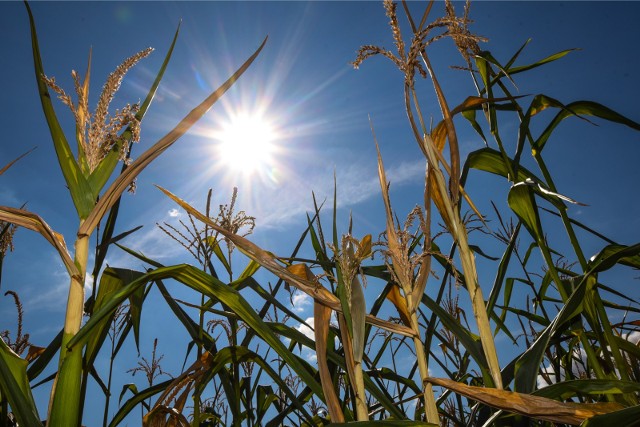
168, 208, 181, 217
296, 317, 315, 342
624, 331, 640, 345
291, 291, 312, 313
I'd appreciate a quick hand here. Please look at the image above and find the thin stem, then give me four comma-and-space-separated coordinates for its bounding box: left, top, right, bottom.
408, 303, 439, 424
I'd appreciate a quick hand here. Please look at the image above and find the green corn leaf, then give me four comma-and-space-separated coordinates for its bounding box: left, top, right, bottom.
0, 339, 41, 426
209, 236, 232, 277
587, 243, 640, 273
580, 405, 640, 427
514, 274, 592, 393
255, 385, 278, 425
68, 264, 326, 402
267, 322, 406, 420
515, 94, 566, 170
350, 274, 366, 364
327, 421, 437, 426
507, 48, 576, 75
534, 379, 640, 401
233, 259, 261, 284
422, 295, 493, 385
25, 1, 95, 219
83, 268, 145, 367
109, 380, 172, 427
486, 221, 521, 314
534, 100, 640, 154
504, 38, 532, 70
195, 346, 314, 422
466, 147, 541, 183
508, 183, 544, 244
27, 329, 62, 381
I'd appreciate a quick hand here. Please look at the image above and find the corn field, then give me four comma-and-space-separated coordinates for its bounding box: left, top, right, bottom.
1, 1, 639, 426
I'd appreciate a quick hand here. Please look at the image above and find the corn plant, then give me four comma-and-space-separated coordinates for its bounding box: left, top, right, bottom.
0, 3, 265, 426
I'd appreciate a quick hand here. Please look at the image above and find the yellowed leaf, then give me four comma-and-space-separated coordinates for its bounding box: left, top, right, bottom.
426, 377, 624, 425
26, 345, 46, 363
386, 284, 412, 328
0, 206, 79, 279
314, 302, 344, 423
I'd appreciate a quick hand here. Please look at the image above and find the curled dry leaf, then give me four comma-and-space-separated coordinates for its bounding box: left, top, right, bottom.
0, 206, 80, 279
425, 377, 624, 425
313, 301, 344, 423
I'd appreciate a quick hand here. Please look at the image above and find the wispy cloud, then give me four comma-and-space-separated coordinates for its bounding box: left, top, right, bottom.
257, 158, 424, 229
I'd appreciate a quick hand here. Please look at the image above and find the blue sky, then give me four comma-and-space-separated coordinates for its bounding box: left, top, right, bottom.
1, 1, 640, 425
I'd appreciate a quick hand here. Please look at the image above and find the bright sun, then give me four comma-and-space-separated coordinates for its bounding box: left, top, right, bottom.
216, 114, 276, 175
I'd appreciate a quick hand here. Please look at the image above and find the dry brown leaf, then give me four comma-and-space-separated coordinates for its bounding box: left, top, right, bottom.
314, 301, 344, 423
26, 345, 46, 363
0, 206, 79, 279
426, 377, 624, 425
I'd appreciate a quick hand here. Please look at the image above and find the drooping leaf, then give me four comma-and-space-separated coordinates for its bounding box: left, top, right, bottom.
84, 268, 145, 367
427, 377, 622, 425
514, 274, 593, 393
314, 301, 344, 423
534, 100, 640, 154
0, 207, 78, 278
587, 243, 640, 273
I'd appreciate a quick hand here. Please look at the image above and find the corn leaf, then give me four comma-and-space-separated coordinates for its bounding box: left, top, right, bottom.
194, 346, 315, 423
350, 272, 366, 364
534, 379, 640, 401
0, 339, 41, 426
534, 100, 640, 154
581, 405, 640, 427
0, 147, 36, 176
0, 206, 78, 278
84, 268, 145, 366
314, 301, 345, 423
25, 1, 95, 219
109, 379, 173, 427
514, 274, 592, 392
426, 377, 622, 425
587, 243, 640, 273
507, 48, 577, 75
67, 264, 327, 402
267, 322, 405, 420
327, 421, 437, 426
466, 147, 540, 183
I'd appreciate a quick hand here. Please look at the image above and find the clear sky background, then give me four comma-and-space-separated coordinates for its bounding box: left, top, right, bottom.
1, 1, 639, 425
